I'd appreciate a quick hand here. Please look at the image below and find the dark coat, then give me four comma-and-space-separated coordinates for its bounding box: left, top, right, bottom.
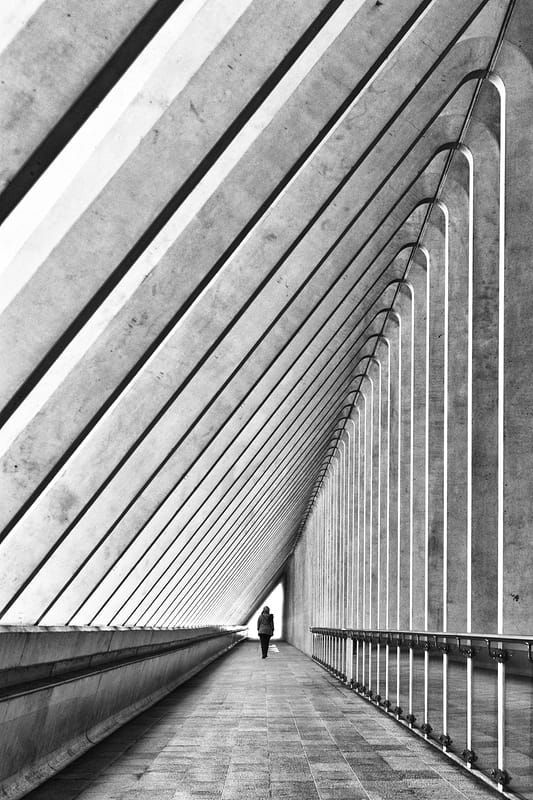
257, 612, 274, 635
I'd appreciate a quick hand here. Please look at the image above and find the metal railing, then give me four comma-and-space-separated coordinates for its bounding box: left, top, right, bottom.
311, 626, 533, 799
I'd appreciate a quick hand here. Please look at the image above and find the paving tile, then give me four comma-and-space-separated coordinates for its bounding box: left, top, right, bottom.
271, 781, 320, 798
221, 790, 271, 800
23, 642, 500, 800
317, 790, 368, 800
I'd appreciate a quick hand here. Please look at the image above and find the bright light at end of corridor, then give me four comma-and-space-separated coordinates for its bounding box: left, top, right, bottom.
245, 582, 284, 640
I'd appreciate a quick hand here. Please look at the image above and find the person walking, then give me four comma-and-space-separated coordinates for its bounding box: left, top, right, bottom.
257, 605, 274, 658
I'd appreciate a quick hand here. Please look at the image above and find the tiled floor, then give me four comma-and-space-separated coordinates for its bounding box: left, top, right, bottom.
25, 641, 499, 800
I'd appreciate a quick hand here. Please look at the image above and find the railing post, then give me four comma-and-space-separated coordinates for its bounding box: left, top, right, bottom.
466, 650, 473, 768
346, 634, 353, 686
376, 639, 381, 702
441, 648, 448, 748
310, 627, 524, 794
341, 632, 346, 681
385, 639, 389, 708
497, 657, 506, 792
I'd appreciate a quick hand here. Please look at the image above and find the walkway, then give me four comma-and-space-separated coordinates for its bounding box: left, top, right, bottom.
26, 641, 497, 800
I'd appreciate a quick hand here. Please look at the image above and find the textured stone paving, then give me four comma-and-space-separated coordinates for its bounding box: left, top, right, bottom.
26, 641, 498, 800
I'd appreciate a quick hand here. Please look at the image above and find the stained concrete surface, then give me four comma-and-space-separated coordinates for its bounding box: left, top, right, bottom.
24, 641, 498, 800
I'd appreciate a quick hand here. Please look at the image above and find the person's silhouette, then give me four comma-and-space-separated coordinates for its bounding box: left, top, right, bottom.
257, 605, 274, 658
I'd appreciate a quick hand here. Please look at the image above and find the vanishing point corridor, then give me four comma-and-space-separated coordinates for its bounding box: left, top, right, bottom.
2, 1, 533, 799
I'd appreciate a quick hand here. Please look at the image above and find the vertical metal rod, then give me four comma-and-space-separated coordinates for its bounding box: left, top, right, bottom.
496, 75, 507, 791
467, 656, 473, 763
348, 420, 357, 630
377, 339, 391, 702
323, 491, 326, 628
376, 360, 382, 697
408, 285, 415, 725
396, 645, 401, 710
462, 142, 475, 769
362, 392, 368, 688
442, 651, 448, 746
318, 494, 321, 628
333, 467, 337, 673
385, 327, 392, 707
327, 472, 333, 632
424, 649, 429, 729
347, 635, 353, 685
364, 386, 370, 636
409, 647, 413, 720
368, 374, 375, 693
424, 249, 431, 635
357, 408, 362, 634
341, 444, 346, 634
385, 643, 389, 706
335, 465, 338, 655
407, 284, 415, 723
396, 313, 402, 710
440, 201, 450, 744
423, 251, 430, 729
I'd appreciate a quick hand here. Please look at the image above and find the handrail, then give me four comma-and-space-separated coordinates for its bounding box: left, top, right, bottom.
310, 626, 533, 661
310, 626, 533, 642
309, 624, 532, 795
0, 626, 247, 700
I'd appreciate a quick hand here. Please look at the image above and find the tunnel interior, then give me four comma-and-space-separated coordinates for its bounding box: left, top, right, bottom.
1, 1, 533, 798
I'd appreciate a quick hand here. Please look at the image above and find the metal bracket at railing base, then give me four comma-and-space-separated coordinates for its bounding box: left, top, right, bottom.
487, 642, 508, 662
394, 706, 403, 718
382, 699, 391, 710
490, 768, 511, 786
439, 734, 452, 747
457, 636, 475, 658
405, 714, 416, 726
462, 749, 478, 764
420, 723, 432, 736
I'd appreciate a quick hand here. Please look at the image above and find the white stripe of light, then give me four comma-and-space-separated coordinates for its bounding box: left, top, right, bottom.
0, 0, 228, 300
0, 0, 46, 56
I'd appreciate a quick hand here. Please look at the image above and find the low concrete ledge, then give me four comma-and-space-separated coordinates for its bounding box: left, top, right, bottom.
0, 625, 247, 799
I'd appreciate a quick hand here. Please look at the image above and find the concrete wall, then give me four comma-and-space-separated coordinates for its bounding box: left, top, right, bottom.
0, 625, 246, 799
283, 538, 313, 655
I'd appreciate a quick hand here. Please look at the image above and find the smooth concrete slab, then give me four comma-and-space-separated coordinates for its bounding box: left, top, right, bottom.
23, 641, 498, 800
